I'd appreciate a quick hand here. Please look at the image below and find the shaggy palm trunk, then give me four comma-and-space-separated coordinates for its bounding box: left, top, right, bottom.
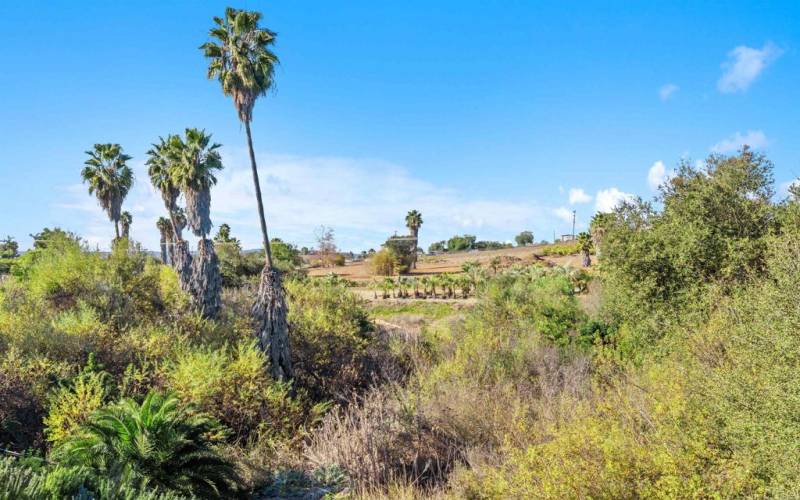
166, 238, 174, 266
190, 239, 222, 319
581, 250, 591, 268
185, 188, 212, 238
114, 220, 120, 239
174, 240, 193, 293
159, 236, 168, 264
245, 120, 292, 381
253, 267, 293, 381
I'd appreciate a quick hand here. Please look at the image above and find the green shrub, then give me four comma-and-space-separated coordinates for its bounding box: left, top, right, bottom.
370, 249, 399, 276
168, 342, 320, 442
286, 278, 378, 402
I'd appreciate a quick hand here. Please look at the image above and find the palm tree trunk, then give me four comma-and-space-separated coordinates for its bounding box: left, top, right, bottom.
114, 220, 120, 240
253, 267, 292, 381
245, 120, 292, 381
190, 238, 222, 319
160, 237, 167, 264
244, 120, 273, 267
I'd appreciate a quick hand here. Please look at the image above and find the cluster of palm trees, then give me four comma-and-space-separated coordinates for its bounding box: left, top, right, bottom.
147, 128, 225, 318
80, 8, 293, 379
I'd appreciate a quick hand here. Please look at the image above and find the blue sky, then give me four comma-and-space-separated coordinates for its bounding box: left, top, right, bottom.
1, 1, 799, 251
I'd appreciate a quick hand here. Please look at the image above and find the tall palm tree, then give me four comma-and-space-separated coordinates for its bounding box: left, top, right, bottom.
120, 211, 132, 239
202, 7, 292, 380
53, 392, 237, 497
405, 209, 423, 239
81, 144, 133, 240
405, 210, 423, 269
156, 217, 170, 264
578, 231, 593, 268
168, 129, 222, 239
147, 137, 193, 287
201, 7, 277, 263
146, 136, 183, 239
589, 212, 613, 259
169, 128, 224, 319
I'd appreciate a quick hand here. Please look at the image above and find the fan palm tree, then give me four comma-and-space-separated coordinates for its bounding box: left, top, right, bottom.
168, 129, 223, 318
589, 212, 613, 259
202, 7, 292, 380
156, 217, 170, 264
146, 136, 183, 239
168, 129, 222, 239
578, 231, 593, 267
53, 392, 237, 497
405, 210, 423, 268
405, 210, 423, 239
120, 211, 132, 239
201, 8, 277, 264
81, 144, 133, 240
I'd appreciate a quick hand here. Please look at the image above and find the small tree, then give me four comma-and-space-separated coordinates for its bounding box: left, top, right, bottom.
0, 236, 18, 259
447, 234, 476, 252
314, 225, 340, 267
515, 230, 534, 246
371, 249, 398, 276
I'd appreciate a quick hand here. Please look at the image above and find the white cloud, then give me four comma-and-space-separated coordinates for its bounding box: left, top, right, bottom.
647, 160, 675, 191
595, 187, 634, 213
718, 43, 782, 93
711, 130, 770, 153
552, 207, 574, 223
659, 83, 679, 101
57, 151, 581, 252
779, 179, 800, 198
568, 188, 592, 204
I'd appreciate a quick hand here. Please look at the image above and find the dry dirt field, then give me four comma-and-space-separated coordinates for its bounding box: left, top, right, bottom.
307, 244, 585, 284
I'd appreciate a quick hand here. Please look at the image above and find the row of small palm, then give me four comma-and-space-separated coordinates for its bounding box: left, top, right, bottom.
369, 271, 483, 300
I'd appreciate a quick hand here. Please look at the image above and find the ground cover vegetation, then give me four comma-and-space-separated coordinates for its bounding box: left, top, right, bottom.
0, 4, 797, 498
4, 148, 798, 498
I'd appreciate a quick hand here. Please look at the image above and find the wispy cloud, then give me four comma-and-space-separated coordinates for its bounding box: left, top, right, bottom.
647, 160, 674, 191
568, 188, 592, 205
57, 151, 582, 251
711, 130, 770, 153
659, 83, 679, 101
718, 43, 782, 93
595, 187, 634, 213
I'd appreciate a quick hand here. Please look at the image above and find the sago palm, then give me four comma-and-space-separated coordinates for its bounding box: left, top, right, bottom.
202, 7, 292, 380
81, 143, 133, 240
53, 392, 237, 498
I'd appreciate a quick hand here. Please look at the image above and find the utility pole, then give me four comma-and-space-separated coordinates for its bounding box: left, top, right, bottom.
572, 210, 576, 240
